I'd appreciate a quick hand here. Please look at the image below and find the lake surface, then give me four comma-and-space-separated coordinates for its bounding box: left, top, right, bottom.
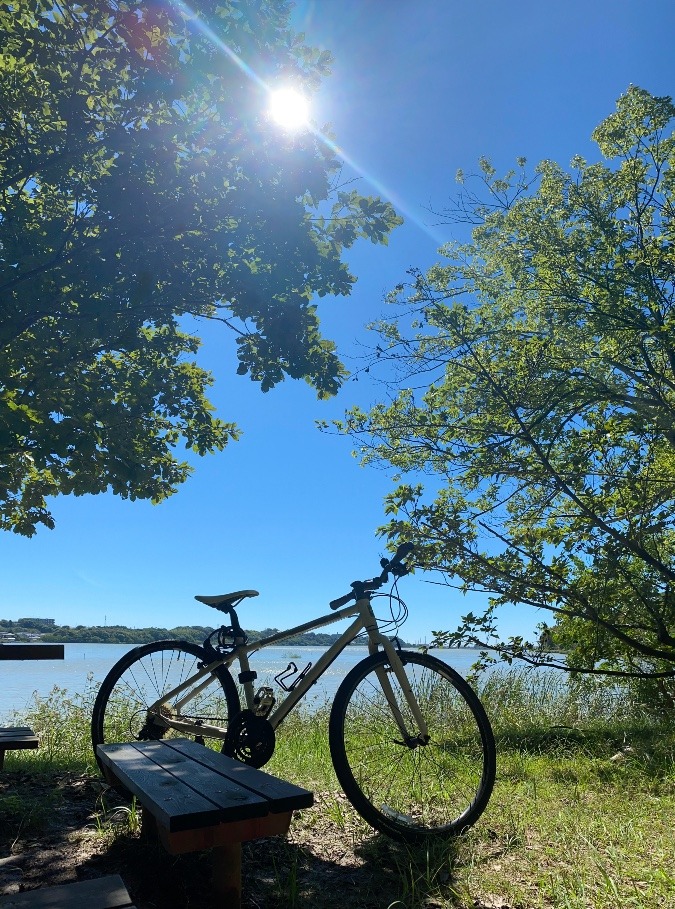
0, 642, 498, 721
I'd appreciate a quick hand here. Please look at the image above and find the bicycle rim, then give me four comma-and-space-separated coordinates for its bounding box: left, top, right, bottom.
329, 650, 496, 841
91, 640, 240, 762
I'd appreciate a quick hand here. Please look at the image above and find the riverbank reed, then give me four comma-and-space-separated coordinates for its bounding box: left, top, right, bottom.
2, 667, 674, 908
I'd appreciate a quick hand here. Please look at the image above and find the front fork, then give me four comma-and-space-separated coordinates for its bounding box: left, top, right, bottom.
363, 608, 430, 747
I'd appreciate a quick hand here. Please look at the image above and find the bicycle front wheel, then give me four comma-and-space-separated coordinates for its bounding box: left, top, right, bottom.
329, 650, 496, 841
91, 640, 240, 767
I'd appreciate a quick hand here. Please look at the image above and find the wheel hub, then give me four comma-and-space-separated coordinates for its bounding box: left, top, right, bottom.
392, 734, 430, 749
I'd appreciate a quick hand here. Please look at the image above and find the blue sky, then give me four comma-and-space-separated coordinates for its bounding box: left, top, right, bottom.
2, 0, 674, 643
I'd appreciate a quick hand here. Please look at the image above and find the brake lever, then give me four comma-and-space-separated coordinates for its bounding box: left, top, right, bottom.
380, 555, 410, 580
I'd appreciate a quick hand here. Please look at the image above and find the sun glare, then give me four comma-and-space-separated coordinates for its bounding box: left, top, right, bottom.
269, 88, 310, 130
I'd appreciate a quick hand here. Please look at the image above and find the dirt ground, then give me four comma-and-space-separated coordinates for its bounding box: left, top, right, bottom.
0, 770, 467, 909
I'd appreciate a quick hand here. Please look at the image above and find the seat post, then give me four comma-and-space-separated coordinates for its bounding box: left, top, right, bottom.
228, 607, 246, 642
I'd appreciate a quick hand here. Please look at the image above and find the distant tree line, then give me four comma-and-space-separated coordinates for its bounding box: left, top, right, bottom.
0, 619, 409, 647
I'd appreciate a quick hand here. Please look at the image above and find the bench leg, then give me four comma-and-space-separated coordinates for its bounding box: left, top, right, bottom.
212, 842, 242, 909
141, 807, 158, 842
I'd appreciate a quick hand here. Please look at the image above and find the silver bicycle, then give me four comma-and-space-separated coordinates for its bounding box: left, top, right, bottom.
91, 544, 496, 841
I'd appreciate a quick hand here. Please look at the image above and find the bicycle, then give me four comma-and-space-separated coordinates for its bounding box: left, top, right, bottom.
91, 543, 496, 842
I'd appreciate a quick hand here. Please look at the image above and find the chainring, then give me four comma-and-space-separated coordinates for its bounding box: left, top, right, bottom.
223, 709, 276, 768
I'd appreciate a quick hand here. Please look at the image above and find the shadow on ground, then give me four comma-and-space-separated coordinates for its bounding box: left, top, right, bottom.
0, 771, 464, 909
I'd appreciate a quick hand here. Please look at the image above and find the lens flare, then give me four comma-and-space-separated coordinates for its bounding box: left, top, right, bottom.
269, 88, 310, 130
173, 0, 447, 245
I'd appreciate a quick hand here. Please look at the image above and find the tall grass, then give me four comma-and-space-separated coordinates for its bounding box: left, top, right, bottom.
10, 665, 669, 772
463, 670, 675, 909
479, 668, 675, 756
480, 668, 629, 727
7, 677, 99, 772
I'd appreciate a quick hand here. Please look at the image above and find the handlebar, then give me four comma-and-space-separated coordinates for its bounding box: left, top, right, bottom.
329, 542, 414, 610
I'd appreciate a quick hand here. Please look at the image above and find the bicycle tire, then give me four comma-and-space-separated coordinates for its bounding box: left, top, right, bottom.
91, 640, 240, 775
329, 650, 496, 841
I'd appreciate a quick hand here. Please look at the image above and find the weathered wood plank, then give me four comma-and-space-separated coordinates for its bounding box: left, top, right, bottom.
0, 874, 133, 908
0, 644, 64, 661
130, 740, 269, 819
97, 740, 313, 832
0, 728, 39, 746
0, 727, 39, 768
96, 742, 223, 832
164, 739, 314, 812
157, 809, 293, 854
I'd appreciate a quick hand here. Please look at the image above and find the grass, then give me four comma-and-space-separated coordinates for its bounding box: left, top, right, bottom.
263, 671, 675, 908
2, 668, 674, 908
461, 671, 675, 909
9, 677, 100, 773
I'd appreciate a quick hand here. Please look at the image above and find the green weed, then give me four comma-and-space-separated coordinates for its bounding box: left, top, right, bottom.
92, 792, 142, 837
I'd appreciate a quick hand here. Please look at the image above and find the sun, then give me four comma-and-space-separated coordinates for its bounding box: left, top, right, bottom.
268, 88, 310, 131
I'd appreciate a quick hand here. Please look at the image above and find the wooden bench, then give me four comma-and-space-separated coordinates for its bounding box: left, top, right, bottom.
96, 738, 313, 909
0, 644, 64, 769
0, 874, 134, 908
0, 727, 39, 770
0, 645, 64, 661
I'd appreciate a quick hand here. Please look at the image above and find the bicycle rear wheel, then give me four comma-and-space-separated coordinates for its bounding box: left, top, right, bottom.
91, 640, 240, 770
329, 650, 495, 841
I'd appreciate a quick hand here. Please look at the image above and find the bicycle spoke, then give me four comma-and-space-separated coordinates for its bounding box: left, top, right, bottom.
92, 641, 240, 771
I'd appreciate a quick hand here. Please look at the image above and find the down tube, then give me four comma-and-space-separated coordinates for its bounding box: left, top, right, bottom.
267, 615, 364, 727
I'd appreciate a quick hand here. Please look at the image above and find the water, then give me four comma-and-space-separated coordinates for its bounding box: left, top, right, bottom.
0, 642, 494, 721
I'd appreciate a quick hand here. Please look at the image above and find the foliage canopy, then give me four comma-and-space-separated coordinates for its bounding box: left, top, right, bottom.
340, 87, 675, 689
0, 0, 401, 535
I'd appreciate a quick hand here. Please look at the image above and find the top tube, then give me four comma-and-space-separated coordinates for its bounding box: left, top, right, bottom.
242, 602, 364, 652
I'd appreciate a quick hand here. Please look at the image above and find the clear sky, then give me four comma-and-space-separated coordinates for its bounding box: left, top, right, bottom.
1, 0, 674, 643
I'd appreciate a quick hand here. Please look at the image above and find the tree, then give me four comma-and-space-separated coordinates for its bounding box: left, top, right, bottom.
0, 0, 401, 535
339, 87, 675, 689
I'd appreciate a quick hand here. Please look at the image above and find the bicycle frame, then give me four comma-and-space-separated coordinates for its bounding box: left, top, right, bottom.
147, 594, 429, 742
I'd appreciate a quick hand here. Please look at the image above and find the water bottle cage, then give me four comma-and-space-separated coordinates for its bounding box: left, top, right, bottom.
274, 661, 313, 692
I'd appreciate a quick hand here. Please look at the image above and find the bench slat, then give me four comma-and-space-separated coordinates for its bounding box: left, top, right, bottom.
0, 727, 39, 768
0, 874, 133, 908
165, 739, 314, 813
97, 742, 225, 832
129, 740, 272, 819
0, 728, 39, 747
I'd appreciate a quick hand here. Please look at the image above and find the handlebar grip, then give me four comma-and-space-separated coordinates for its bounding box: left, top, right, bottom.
394, 542, 414, 561
329, 592, 354, 610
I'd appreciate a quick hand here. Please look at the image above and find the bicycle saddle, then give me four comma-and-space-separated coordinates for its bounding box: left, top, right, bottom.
194, 590, 259, 612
